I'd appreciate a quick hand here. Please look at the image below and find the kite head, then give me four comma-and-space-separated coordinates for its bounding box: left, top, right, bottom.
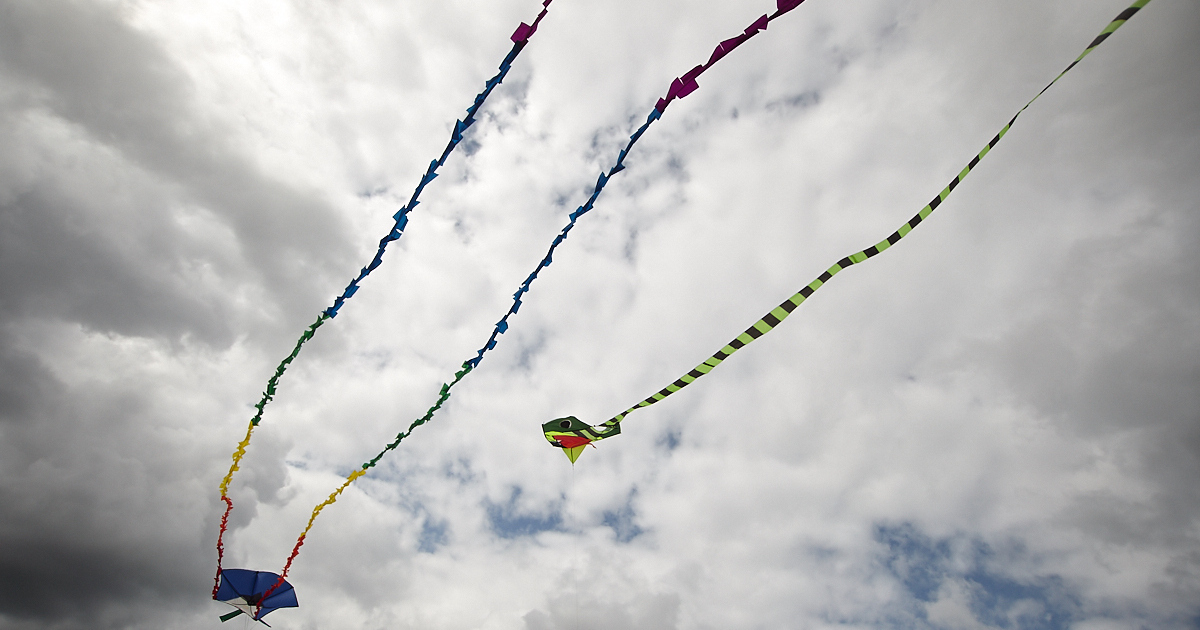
542, 416, 621, 463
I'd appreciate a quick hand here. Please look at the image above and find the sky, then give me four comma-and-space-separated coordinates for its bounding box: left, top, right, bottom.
0, 0, 1197, 628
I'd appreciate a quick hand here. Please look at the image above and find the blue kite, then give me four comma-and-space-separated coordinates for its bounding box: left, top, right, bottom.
215, 569, 298, 625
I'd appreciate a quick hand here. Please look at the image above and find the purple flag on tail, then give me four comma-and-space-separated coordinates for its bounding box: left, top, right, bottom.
777, 0, 805, 14
666, 77, 685, 99
707, 44, 728, 66
677, 79, 700, 99
511, 22, 533, 43
682, 64, 705, 83
745, 14, 769, 35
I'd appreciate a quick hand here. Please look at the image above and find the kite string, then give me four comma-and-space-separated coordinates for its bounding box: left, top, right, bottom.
213, 420, 255, 598
261, 0, 812, 593
599, 0, 1153, 429
216, 0, 556, 600
572, 464, 580, 630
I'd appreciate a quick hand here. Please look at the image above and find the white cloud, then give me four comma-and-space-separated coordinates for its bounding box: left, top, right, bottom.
0, 0, 1196, 628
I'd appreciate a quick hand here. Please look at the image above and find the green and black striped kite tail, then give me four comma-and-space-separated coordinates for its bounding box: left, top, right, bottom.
542, 416, 621, 463
542, 0, 1151, 462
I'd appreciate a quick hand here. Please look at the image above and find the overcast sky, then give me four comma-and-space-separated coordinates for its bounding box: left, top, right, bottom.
1, 0, 1197, 628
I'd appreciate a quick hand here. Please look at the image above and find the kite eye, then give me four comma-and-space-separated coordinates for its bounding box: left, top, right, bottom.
559, 420, 571, 429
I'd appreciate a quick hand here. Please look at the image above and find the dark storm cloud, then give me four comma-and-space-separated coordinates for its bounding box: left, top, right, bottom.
0, 333, 52, 426
0, 341, 210, 627
0, 531, 204, 621
0, 0, 353, 344
0, 1, 346, 627
0, 179, 230, 342
0, 324, 294, 629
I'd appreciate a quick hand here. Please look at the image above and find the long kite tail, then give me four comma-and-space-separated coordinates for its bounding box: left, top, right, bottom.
214, 0, 558, 599
601, 0, 1152, 430
263, 0, 814, 583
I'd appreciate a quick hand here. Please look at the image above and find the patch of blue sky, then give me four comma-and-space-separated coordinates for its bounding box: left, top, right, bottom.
486, 487, 564, 539
874, 522, 1081, 630
418, 517, 449, 553
441, 457, 477, 485
876, 522, 952, 603
601, 490, 643, 543
656, 428, 681, 452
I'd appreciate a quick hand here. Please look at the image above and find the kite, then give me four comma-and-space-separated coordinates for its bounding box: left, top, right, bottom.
543, 416, 621, 464
250, 0, 812, 600
540, 0, 1153, 462
215, 569, 298, 625
212, 0, 557, 618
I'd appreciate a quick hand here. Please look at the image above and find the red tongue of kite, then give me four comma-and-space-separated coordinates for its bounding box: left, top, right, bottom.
556, 435, 593, 449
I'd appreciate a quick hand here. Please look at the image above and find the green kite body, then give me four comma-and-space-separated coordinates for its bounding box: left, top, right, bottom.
542, 416, 621, 463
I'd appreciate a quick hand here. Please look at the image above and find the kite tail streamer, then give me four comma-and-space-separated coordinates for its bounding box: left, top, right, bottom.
215, 0, 558, 592
268, 0, 810, 575
212, 418, 257, 597
255, 468, 368, 616
602, 0, 1152, 428
211, 496, 233, 598
654, 0, 809, 114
